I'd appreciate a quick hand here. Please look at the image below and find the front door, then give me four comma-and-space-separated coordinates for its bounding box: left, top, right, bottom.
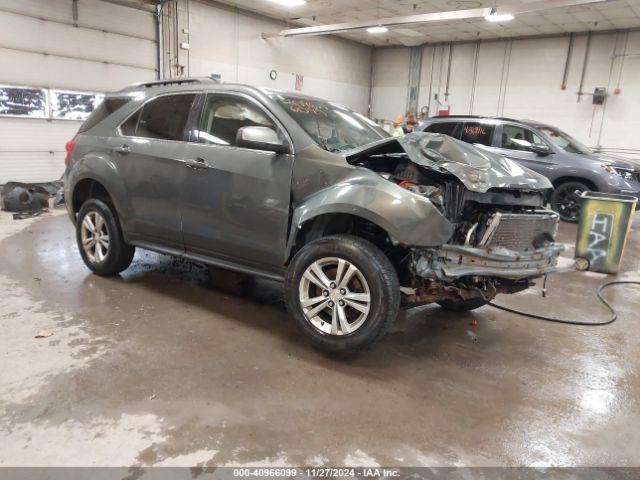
111, 92, 196, 251
486, 124, 558, 177
180, 93, 294, 270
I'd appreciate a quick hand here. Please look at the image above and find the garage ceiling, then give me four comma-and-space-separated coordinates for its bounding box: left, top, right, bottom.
208, 0, 640, 45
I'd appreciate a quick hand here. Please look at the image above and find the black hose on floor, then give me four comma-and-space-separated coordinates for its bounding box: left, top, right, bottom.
488, 280, 640, 326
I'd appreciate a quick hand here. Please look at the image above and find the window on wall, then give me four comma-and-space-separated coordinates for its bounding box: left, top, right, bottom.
197, 95, 275, 147
0, 84, 105, 120
51, 91, 104, 120
132, 94, 196, 141
460, 122, 495, 146
0, 86, 47, 118
500, 125, 547, 152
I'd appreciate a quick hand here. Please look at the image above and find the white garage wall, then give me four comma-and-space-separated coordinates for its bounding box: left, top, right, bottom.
0, 0, 157, 184
371, 30, 640, 153
187, 0, 372, 113
370, 47, 410, 122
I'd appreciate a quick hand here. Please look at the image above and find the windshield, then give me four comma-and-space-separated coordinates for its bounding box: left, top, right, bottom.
275, 95, 389, 152
538, 127, 592, 155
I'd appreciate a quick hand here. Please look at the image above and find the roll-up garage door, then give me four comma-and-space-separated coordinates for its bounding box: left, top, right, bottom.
0, 0, 157, 184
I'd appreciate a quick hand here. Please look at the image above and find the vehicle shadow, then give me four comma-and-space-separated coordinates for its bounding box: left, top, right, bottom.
106, 252, 489, 370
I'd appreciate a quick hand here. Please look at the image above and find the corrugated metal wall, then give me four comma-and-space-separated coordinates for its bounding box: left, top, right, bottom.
0, 0, 157, 184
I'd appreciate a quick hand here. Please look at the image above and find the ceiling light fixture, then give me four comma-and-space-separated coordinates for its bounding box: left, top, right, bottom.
366, 26, 389, 34
484, 8, 514, 22
267, 0, 306, 7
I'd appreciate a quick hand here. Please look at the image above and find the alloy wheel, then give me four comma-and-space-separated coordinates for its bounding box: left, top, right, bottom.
80, 211, 110, 263
298, 257, 371, 336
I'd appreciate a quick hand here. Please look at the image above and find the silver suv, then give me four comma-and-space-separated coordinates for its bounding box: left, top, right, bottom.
64, 78, 562, 352
418, 116, 640, 222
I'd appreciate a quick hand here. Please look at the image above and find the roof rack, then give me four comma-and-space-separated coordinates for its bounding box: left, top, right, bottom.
431, 114, 523, 123
431, 115, 486, 119
119, 76, 219, 92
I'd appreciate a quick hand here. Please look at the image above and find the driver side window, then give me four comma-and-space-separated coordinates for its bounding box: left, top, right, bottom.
197, 94, 276, 147
501, 125, 546, 152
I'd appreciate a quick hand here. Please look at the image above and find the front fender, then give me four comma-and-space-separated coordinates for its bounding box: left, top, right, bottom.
286, 176, 455, 259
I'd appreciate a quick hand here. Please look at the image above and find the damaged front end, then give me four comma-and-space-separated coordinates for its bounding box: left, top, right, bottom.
346, 132, 564, 305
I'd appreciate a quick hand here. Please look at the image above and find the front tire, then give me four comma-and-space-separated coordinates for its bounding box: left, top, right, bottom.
550, 181, 589, 223
285, 235, 400, 353
76, 198, 135, 276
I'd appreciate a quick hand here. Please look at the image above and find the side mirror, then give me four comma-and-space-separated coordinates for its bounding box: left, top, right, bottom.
236, 126, 288, 154
529, 143, 552, 156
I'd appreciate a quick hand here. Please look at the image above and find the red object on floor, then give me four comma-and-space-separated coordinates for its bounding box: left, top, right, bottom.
471, 319, 478, 327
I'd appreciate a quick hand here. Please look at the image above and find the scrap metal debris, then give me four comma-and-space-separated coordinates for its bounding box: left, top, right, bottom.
13, 210, 47, 220
1, 180, 64, 217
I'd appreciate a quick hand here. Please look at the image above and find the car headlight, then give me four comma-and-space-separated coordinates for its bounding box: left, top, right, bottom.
602, 164, 636, 181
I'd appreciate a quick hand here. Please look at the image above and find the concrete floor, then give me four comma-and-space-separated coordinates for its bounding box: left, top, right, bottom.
0, 208, 639, 467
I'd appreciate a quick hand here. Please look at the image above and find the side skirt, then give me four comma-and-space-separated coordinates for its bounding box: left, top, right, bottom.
130, 240, 286, 282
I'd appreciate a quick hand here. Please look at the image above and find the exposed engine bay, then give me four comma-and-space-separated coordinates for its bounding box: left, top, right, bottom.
346, 133, 563, 305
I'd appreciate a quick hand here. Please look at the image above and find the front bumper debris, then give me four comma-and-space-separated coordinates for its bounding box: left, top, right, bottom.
413, 243, 564, 281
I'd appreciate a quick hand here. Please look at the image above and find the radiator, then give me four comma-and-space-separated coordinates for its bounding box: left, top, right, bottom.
478, 211, 559, 251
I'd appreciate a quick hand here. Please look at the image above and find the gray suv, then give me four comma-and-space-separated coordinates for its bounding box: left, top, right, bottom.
418, 116, 640, 222
64, 78, 563, 352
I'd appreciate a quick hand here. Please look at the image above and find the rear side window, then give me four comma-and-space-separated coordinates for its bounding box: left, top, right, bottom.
124, 94, 196, 141
78, 97, 130, 133
460, 122, 495, 146
424, 122, 459, 137
120, 109, 140, 136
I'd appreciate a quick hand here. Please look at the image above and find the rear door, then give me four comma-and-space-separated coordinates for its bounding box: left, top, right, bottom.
180, 92, 294, 270
110, 92, 196, 251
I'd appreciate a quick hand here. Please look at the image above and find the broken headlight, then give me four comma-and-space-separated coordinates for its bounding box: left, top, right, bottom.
602, 164, 636, 181
398, 181, 444, 208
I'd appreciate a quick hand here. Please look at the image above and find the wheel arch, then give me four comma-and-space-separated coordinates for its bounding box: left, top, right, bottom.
289, 212, 394, 260
71, 178, 114, 215
285, 211, 418, 286
552, 176, 598, 191
68, 170, 130, 240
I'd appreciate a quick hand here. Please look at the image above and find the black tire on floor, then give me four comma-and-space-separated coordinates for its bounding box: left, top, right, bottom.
550, 180, 590, 223
285, 234, 400, 353
76, 198, 135, 276
438, 298, 488, 312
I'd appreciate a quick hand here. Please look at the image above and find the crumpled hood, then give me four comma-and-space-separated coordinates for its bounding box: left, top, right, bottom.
346, 132, 552, 193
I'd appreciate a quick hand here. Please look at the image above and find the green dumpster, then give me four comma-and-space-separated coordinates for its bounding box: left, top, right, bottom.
575, 191, 637, 274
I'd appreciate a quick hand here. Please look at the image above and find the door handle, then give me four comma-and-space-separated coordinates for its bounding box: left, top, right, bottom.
184, 157, 209, 170
115, 144, 131, 154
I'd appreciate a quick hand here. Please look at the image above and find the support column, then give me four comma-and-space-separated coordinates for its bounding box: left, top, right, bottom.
406, 46, 423, 114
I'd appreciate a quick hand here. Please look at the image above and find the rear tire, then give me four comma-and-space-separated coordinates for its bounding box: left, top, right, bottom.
438, 298, 488, 312
285, 234, 400, 353
76, 198, 135, 276
550, 181, 590, 223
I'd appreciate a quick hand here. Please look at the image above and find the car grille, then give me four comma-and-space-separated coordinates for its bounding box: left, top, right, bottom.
478, 212, 559, 251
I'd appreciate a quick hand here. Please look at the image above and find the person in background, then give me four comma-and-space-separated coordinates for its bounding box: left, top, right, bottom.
403, 113, 418, 134
390, 115, 405, 137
